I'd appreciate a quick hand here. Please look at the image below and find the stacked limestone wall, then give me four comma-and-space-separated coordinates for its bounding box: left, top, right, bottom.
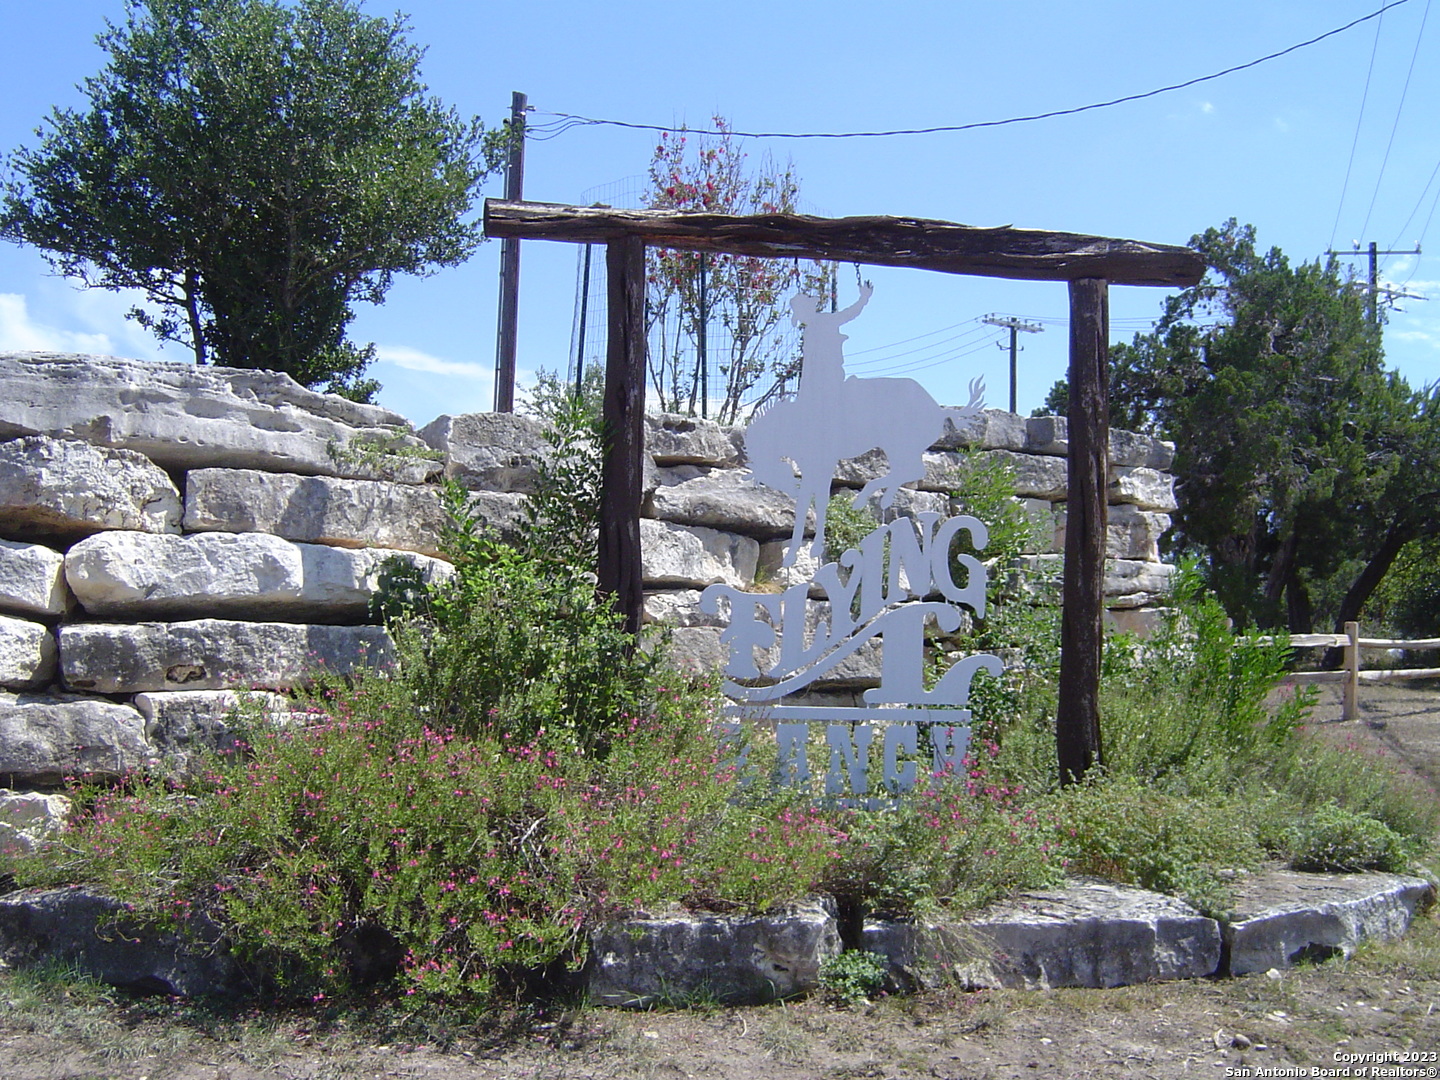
0, 352, 1177, 846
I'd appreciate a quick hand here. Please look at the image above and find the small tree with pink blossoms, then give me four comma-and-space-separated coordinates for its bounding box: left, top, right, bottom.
645, 117, 836, 424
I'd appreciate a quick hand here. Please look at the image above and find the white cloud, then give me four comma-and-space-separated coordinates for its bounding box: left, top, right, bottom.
1391, 328, 1439, 345
1201, 102, 1214, 114
0, 293, 115, 354
374, 345, 492, 380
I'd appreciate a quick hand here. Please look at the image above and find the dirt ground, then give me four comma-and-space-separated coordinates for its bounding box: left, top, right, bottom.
3, 683, 1439, 1080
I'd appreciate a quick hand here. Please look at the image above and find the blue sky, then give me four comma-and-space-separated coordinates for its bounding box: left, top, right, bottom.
2, 1, 1438, 427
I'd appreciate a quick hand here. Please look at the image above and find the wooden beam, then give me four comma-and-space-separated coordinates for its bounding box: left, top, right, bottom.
484, 200, 1206, 288
1057, 278, 1109, 784
597, 235, 648, 638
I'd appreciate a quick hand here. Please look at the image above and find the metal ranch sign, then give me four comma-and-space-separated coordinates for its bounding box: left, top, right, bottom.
696, 286, 1000, 799
482, 197, 1206, 785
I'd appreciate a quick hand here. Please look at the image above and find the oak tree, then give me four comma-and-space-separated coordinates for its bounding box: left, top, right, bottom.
1, 0, 502, 399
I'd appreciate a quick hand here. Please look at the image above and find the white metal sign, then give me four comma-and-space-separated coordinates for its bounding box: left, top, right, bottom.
704, 287, 1001, 799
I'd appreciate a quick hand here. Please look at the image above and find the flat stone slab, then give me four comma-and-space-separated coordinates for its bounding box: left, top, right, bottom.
0, 353, 435, 482
587, 900, 841, 1007
183, 468, 447, 556
0, 539, 70, 619
135, 689, 296, 777
0, 615, 56, 690
1225, 868, 1434, 975
0, 691, 150, 787
0, 886, 244, 997
0, 790, 70, 855
649, 466, 799, 540
864, 881, 1222, 990
0, 436, 181, 541
420, 411, 550, 493
640, 519, 759, 589
65, 531, 451, 622
647, 413, 744, 466
1110, 466, 1178, 512
59, 619, 393, 693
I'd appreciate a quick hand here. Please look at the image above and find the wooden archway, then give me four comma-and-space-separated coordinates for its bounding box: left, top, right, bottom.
483, 199, 1205, 782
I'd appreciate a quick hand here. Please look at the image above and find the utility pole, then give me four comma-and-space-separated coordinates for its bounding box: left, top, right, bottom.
981, 314, 1043, 413
493, 91, 528, 412
1325, 242, 1421, 325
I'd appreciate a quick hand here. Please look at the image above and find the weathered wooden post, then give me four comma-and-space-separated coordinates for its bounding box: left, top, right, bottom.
481, 200, 1204, 781
597, 235, 648, 638
1057, 278, 1109, 783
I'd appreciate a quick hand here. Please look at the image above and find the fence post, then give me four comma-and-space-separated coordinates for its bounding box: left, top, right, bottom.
1343, 621, 1360, 722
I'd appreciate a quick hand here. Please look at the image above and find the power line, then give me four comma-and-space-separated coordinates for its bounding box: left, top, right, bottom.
1330, 3, 1388, 251
531, 1, 1411, 142
1360, 0, 1431, 243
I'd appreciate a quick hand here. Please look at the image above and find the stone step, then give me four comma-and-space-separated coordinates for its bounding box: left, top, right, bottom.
0, 871, 1426, 1003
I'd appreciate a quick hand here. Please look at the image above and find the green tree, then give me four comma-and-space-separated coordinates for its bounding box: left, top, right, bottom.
1043, 220, 1440, 634
0, 0, 502, 399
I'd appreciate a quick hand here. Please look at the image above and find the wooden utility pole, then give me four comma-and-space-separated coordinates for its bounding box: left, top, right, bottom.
597, 236, 648, 638
981, 314, 1043, 413
1326, 241, 1422, 325
492, 91, 527, 412
1056, 279, 1109, 784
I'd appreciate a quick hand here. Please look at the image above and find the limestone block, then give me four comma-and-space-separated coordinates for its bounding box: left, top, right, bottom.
642, 590, 726, 628
931, 409, 1029, 452
1225, 869, 1434, 975
864, 881, 1222, 990
647, 413, 744, 466
59, 619, 394, 694
0, 886, 244, 996
0, 539, 70, 618
587, 899, 840, 1006
0, 352, 434, 481
1013, 498, 1061, 555
0, 436, 181, 540
66, 531, 451, 622
135, 689, 294, 776
649, 465, 798, 539
640, 519, 758, 589
657, 625, 731, 674
693, 595, 886, 691
921, 450, 1069, 499
419, 411, 549, 493
830, 448, 889, 489
0, 692, 150, 786
183, 468, 447, 556
757, 541, 825, 596
1025, 416, 1176, 470
1054, 504, 1172, 562
1104, 560, 1179, 608
0, 615, 56, 690
1105, 607, 1170, 637
854, 487, 951, 520
0, 790, 70, 856
456, 489, 524, 542
1110, 466, 1178, 512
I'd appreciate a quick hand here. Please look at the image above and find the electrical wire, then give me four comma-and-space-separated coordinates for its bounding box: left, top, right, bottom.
1330, 3, 1388, 251
844, 318, 980, 356
847, 330, 997, 373
1361, 0, 1432, 247
529, 1, 1411, 142
1390, 152, 1440, 253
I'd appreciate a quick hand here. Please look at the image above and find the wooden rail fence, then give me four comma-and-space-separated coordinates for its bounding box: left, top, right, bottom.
1261, 621, 1440, 721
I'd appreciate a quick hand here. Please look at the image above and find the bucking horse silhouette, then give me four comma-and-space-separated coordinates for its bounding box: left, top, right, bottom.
745, 285, 986, 566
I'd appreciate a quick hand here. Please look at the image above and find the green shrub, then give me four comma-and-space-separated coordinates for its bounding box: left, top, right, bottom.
818, 950, 887, 1005
1044, 776, 1263, 917
1287, 802, 1417, 873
